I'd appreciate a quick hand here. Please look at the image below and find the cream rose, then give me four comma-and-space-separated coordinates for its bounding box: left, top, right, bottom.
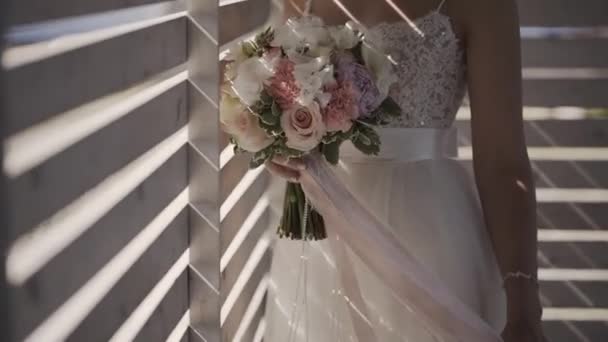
220, 95, 273, 152
281, 102, 326, 152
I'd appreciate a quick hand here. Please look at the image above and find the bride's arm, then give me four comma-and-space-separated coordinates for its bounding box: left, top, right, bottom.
462, 0, 545, 340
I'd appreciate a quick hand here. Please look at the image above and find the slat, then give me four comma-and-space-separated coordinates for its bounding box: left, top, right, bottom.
221, 205, 269, 302
4, 18, 186, 135
8, 149, 188, 341
8, 0, 166, 26
189, 0, 218, 43
522, 39, 608, 68
533, 161, 608, 189
167, 309, 191, 342
188, 19, 219, 106
542, 321, 604, 342
0, 25, 13, 339
67, 210, 188, 342
189, 84, 219, 170
232, 277, 267, 342
6, 84, 188, 242
190, 207, 220, 291
460, 161, 608, 189
134, 272, 189, 342
219, 0, 271, 44
517, 0, 608, 26
540, 242, 608, 268
221, 250, 270, 342
456, 119, 608, 147
221, 153, 256, 202
541, 280, 608, 308
220, 174, 267, 254
538, 203, 608, 230
189, 145, 220, 227
523, 79, 608, 107
189, 267, 220, 342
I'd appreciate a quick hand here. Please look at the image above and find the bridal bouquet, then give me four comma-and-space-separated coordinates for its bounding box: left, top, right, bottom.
220, 16, 400, 240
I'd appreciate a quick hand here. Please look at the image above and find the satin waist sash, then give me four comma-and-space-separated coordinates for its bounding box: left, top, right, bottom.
340, 127, 458, 162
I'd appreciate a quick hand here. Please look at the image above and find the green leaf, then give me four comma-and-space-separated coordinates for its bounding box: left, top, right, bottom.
260, 89, 273, 105
241, 41, 258, 58
349, 42, 365, 65
271, 100, 282, 117
379, 97, 401, 117
255, 27, 275, 50
233, 144, 245, 154
351, 122, 380, 155
322, 141, 341, 165
357, 116, 380, 126
249, 147, 274, 169
260, 109, 279, 125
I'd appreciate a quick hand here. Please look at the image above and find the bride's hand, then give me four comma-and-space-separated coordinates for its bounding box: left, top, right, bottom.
264, 156, 306, 183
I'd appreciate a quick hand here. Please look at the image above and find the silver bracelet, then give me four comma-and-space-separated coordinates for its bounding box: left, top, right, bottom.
502, 271, 538, 286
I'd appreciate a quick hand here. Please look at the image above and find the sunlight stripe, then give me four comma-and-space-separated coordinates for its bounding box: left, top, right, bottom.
220, 166, 265, 222
220, 144, 235, 170
252, 318, 267, 342
221, 197, 269, 272
539, 268, 608, 282
2, 1, 187, 69
6, 126, 188, 286
110, 249, 190, 342
456, 106, 593, 121
523, 68, 608, 79
221, 235, 271, 325
458, 147, 608, 161
536, 188, 608, 203
539, 229, 608, 242
23, 189, 188, 342
232, 276, 269, 342
543, 308, 608, 321
3, 65, 187, 178
166, 309, 191, 342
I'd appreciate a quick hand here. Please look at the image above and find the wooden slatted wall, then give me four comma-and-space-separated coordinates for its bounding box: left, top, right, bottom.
459, 1, 608, 340
217, 1, 275, 341
1, 1, 220, 341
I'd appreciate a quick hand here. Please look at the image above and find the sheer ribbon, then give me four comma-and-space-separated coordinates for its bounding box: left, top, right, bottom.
298, 128, 503, 342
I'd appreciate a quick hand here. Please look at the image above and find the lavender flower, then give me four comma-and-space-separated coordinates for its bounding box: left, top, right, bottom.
333, 52, 383, 116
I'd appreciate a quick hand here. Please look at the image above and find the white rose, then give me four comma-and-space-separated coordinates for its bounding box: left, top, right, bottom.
361, 41, 397, 99
220, 95, 273, 152
272, 16, 331, 53
230, 55, 277, 106
328, 25, 359, 50
293, 56, 334, 106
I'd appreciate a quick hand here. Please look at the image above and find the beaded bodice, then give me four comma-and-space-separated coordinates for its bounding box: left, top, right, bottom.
368, 11, 466, 128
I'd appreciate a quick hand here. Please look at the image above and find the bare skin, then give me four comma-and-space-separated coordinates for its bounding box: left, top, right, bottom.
266, 1, 546, 341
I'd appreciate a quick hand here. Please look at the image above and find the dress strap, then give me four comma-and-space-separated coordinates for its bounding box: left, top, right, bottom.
436, 0, 446, 12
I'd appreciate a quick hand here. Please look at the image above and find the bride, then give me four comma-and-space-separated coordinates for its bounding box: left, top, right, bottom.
263, 0, 546, 341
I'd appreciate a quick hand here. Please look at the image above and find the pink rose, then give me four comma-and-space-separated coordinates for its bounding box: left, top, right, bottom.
281, 102, 326, 151
220, 95, 273, 152
323, 81, 360, 132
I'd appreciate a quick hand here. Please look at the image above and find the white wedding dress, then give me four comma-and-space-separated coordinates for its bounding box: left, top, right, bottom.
264, 3, 507, 341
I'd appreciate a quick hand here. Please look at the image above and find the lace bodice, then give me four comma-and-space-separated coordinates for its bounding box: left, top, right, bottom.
368, 11, 466, 128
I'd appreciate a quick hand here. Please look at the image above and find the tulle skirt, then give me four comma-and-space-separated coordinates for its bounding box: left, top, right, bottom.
264, 128, 507, 342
